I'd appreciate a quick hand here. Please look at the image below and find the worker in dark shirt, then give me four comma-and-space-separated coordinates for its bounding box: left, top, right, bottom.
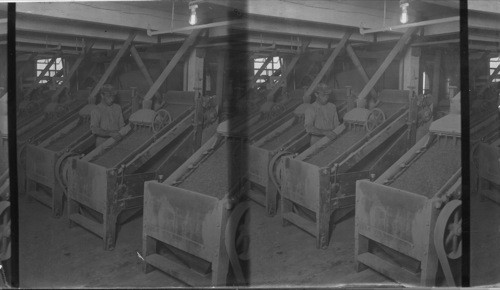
90, 84, 125, 147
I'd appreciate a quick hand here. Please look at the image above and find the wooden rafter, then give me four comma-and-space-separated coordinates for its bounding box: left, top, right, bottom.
49, 40, 95, 103
265, 39, 311, 103
357, 26, 419, 102
142, 29, 203, 104
23, 56, 57, 97
88, 32, 136, 103
303, 32, 351, 103
251, 55, 273, 84
346, 44, 377, 99
478, 61, 500, 95
130, 45, 160, 99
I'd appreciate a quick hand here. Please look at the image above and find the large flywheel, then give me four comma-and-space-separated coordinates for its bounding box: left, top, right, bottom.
434, 199, 462, 287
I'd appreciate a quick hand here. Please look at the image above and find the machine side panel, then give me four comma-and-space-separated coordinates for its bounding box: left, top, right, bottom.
144, 182, 221, 262
70, 159, 109, 213
283, 158, 321, 211
356, 180, 429, 260
26, 144, 57, 188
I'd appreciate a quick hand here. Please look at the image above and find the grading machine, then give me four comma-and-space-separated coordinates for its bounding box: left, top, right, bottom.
280, 89, 421, 249
355, 113, 461, 287
24, 89, 137, 217
476, 128, 500, 204
17, 89, 94, 194
247, 87, 352, 216
142, 131, 249, 286
67, 91, 216, 250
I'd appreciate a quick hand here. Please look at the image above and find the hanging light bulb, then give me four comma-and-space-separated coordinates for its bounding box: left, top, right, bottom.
189, 4, 198, 26
400, 2, 409, 24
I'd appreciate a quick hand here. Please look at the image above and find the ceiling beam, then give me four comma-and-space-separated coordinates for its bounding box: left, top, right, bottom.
203, 0, 401, 29
241, 16, 376, 43
467, 1, 500, 14
16, 33, 112, 51
15, 2, 188, 33
15, 14, 157, 45
469, 11, 500, 32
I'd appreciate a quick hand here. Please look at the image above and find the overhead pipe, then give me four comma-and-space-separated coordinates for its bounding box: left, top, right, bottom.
359, 16, 459, 35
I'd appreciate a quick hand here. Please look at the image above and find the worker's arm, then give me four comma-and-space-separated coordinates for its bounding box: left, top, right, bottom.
304, 108, 338, 140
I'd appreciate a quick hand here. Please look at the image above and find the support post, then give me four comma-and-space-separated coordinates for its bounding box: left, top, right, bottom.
216, 53, 226, 120
303, 32, 351, 103
88, 32, 137, 104
431, 50, 442, 117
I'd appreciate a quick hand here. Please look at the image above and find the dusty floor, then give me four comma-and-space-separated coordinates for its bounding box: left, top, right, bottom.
470, 190, 500, 287
19, 191, 398, 288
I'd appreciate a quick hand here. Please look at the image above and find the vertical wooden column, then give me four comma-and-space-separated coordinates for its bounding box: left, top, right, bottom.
216, 53, 226, 120
401, 47, 420, 92
189, 48, 205, 150
431, 50, 442, 118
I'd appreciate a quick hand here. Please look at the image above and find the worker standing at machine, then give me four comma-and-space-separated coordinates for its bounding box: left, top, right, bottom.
90, 84, 125, 147
304, 83, 340, 145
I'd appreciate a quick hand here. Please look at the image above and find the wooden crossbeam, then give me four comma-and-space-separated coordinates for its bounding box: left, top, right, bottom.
23, 56, 57, 98
142, 29, 203, 104
346, 44, 377, 99
88, 32, 136, 103
49, 40, 95, 103
478, 62, 500, 96
303, 32, 351, 103
130, 45, 160, 99
357, 27, 419, 103
251, 56, 273, 84
265, 40, 311, 103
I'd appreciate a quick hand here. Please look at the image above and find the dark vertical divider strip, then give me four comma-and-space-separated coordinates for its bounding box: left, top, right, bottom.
7, 3, 18, 288
460, 0, 470, 287
227, 1, 249, 285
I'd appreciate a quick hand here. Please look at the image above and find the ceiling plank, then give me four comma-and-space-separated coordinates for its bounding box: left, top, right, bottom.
467, 1, 500, 14
203, 0, 401, 30
16, 14, 156, 45
16, 2, 187, 33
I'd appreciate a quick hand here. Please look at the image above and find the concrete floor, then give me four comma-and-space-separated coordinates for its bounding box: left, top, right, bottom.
19, 191, 398, 288
471, 190, 500, 287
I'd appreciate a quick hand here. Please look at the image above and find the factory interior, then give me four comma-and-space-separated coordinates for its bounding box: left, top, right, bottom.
0, 0, 498, 288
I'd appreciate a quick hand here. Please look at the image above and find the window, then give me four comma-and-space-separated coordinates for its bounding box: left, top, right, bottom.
490, 56, 500, 82
36, 57, 63, 84
254, 56, 282, 83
